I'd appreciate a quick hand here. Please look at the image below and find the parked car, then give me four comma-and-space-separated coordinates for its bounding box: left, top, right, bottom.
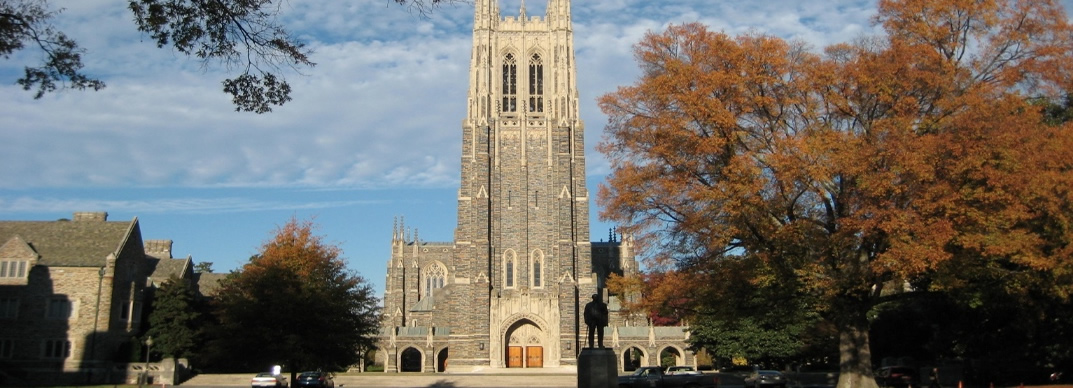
745, 370, 787, 388
667, 366, 704, 375
619, 366, 719, 388
295, 371, 334, 388
251, 372, 288, 388
876, 366, 918, 388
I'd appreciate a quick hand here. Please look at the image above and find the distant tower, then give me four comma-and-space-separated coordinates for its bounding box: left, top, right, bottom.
449, 0, 594, 370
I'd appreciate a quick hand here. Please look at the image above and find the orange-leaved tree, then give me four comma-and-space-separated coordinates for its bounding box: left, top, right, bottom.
597, 0, 1073, 386
209, 217, 379, 376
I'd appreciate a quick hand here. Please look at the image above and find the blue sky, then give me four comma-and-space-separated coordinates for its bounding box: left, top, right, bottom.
3, 0, 1069, 294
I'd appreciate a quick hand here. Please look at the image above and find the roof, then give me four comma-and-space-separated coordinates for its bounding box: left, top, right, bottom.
147, 257, 191, 283
193, 272, 228, 297
0, 217, 137, 267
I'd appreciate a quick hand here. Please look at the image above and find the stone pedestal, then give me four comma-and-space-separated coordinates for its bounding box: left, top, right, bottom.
578, 348, 617, 388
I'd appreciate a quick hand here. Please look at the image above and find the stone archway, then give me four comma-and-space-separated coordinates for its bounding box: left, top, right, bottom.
504, 319, 544, 368
400, 347, 423, 372
436, 348, 448, 372
659, 346, 684, 368
622, 346, 647, 371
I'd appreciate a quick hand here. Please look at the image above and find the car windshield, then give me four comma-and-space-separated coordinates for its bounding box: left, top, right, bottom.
300, 373, 321, 378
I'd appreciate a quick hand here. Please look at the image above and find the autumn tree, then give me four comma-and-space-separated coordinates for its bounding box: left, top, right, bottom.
597, 1, 1073, 387
207, 217, 379, 375
1, 0, 462, 112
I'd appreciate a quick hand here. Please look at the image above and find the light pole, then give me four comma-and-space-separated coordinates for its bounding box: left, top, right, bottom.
141, 336, 153, 387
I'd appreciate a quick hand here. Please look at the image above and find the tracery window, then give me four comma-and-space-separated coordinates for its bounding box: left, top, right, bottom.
531, 249, 545, 288
528, 54, 544, 113
506, 258, 515, 288
421, 263, 447, 300
502, 54, 518, 113
533, 259, 542, 288
503, 250, 518, 288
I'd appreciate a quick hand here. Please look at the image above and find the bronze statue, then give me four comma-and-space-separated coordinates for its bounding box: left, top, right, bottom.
583, 293, 608, 348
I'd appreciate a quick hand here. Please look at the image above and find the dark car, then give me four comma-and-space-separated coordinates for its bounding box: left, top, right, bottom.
295, 371, 334, 388
745, 370, 787, 388
876, 366, 918, 388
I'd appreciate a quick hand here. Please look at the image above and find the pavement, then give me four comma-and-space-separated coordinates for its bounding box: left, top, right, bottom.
180, 370, 579, 388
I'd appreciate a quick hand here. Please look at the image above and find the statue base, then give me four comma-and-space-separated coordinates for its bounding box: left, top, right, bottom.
578, 347, 617, 388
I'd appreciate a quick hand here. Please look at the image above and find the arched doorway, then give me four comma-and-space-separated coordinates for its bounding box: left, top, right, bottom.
623, 346, 646, 371
504, 319, 544, 368
400, 347, 423, 372
437, 348, 448, 372
659, 346, 683, 368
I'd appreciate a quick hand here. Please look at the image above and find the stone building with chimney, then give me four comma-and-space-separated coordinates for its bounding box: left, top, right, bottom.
0, 212, 218, 385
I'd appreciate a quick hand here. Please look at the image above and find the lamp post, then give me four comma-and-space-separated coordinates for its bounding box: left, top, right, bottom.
141, 336, 153, 387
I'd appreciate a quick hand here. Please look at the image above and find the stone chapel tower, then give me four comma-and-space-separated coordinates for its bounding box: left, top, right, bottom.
449, 0, 595, 370
380, 0, 645, 373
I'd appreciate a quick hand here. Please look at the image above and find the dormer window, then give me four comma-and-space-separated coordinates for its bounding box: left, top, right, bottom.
0, 261, 27, 279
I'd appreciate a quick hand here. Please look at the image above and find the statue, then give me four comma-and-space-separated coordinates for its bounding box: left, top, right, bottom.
583, 293, 608, 348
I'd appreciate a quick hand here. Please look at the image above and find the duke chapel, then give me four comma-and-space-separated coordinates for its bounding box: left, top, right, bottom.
377, 0, 694, 373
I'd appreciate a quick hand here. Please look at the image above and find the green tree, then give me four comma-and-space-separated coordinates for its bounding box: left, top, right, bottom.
1, 0, 461, 112
145, 275, 206, 359
193, 261, 214, 273
597, 1, 1073, 387
208, 217, 379, 375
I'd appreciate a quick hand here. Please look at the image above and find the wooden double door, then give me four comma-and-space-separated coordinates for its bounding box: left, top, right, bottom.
507, 346, 543, 368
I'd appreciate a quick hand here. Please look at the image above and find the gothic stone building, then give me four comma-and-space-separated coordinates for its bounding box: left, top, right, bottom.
0, 212, 218, 385
378, 0, 696, 373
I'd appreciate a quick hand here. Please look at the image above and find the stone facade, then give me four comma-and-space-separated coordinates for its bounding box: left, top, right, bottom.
378, 0, 695, 373
0, 213, 211, 385
0, 212, 148, 385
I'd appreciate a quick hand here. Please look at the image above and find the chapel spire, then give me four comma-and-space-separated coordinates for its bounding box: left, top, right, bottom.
547, 0, 571, 29
474, 0, 499, 31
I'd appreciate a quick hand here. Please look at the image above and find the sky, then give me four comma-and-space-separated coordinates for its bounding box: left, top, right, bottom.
3, 0, 1070, 295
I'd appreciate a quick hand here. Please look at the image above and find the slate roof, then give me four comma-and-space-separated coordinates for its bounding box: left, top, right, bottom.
147, 256, 191, 282
0, 218, 137, 267
193, 272, 228, 297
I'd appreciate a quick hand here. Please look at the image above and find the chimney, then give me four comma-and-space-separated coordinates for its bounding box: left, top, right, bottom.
144, 240, 174, 258
73, 212, 108, 222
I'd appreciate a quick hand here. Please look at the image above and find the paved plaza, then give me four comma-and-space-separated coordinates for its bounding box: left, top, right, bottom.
180, 371, 578, 388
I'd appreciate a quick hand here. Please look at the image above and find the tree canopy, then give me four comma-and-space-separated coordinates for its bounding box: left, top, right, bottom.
1, 0, 462, 113
598, 0, 1073, 386
145, 275, 207, 360
206, 217, 380, 373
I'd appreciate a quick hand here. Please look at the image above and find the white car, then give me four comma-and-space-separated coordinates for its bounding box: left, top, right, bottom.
252, 372, 289, 388
666, 366, 703, 375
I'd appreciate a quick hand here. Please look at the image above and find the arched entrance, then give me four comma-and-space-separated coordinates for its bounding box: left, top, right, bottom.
623, 346, 646, 371
400, 347, 423, 372
437, 348, 448, 372
504, 319, 544, 368
659, 346, 683, 368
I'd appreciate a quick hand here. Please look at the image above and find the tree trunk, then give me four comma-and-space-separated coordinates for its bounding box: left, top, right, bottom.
836, 314, 878, 388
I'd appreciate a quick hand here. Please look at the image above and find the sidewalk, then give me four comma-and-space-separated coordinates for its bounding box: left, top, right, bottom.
181, 371, 578, 387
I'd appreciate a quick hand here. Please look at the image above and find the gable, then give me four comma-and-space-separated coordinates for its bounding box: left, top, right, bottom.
0, 235, 39, 260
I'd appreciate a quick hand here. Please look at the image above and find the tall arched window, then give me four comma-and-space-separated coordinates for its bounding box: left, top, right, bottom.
533, 259, 542, 288
528, 53, 544, 113
502, 53, 517, 113
421, 262, 447, 300
531, 249, 545, 288
504, 250, 517, 288
506, 259, 515, 287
